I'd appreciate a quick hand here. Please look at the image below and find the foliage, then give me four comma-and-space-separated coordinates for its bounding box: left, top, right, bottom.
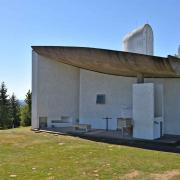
9, 93, 21, 128
0, 82, 32, 129
20, 105, 30, 126
20, 90, 31, 126
0, 82, 24, 129
0, 82, 11, 129
25, 90, 31, 112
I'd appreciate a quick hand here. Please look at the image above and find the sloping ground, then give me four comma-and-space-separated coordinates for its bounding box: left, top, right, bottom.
0, 128, 180, 179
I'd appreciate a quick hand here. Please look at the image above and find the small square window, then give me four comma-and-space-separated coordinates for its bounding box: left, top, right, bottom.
96, 94, 105, 104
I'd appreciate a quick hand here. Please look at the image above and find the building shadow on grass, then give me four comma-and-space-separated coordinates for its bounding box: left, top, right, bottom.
34, 128, 180, 154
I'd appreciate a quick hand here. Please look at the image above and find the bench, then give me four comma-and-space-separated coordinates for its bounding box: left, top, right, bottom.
51, 118, 73, 128
73, 124, 91, 132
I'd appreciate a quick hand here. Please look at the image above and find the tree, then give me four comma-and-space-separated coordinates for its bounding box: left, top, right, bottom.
20, 105, 29, 126
9, 93, 21, 128
20, 90, 31, 126
25, 90, 31, 117
0, 82, 11, 129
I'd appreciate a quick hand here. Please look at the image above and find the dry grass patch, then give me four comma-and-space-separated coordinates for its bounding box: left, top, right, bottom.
152, 169, 180, 180
121, 170, 140, 179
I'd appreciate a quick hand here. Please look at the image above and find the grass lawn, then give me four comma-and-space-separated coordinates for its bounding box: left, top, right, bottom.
0, 128, 180, 180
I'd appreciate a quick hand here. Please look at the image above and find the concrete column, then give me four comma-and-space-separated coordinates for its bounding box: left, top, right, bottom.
31, 51, 39, 129
133, 83, 154, 139
137, 73, 144, 83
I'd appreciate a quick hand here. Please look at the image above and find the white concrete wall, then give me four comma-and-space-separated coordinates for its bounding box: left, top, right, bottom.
79, 70, 180, 135
163, 79, 180, 135
79, 69, 135, 130
32, 52, 180, 135
32, 52, 80, 129
154, 84, 164, 118
145, 78, 180, 135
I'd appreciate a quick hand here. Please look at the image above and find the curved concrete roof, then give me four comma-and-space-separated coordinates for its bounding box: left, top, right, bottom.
32, 46, 180, 78
123, 24, 153, 42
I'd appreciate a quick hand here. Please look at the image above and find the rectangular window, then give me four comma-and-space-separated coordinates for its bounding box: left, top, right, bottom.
96, 94, 105, 104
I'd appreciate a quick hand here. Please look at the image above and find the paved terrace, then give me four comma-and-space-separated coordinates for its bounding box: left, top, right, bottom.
33, 127, 180, 153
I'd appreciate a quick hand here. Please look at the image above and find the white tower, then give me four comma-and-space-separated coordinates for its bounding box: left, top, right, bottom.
178, 45, 180, 58
123, 24, 154, 55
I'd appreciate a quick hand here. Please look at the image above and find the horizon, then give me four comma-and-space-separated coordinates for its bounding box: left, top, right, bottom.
0, 0, 180, 99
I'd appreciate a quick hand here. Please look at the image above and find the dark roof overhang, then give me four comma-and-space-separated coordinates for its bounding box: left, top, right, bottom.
32, 46, 180, 78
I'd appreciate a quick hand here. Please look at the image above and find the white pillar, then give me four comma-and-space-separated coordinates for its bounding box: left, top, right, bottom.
133, 83, 155, 139
132, 83, 164, 140
31, 51, 39, 129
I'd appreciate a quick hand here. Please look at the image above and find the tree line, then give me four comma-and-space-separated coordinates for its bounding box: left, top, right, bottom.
0, 82, 31, 129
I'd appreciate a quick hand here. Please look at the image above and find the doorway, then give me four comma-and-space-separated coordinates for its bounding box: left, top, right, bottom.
39, 117, 47, 129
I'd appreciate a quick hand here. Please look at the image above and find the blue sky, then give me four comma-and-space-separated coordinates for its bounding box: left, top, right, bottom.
0, 0, 180, 99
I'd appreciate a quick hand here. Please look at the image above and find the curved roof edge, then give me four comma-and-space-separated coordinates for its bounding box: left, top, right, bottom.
32, 46, 180, 78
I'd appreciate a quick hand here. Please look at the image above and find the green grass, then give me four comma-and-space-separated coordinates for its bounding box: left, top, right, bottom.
0, 127, 180, 180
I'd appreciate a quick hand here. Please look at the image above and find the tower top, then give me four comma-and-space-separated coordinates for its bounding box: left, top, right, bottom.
123, 24, 154, 55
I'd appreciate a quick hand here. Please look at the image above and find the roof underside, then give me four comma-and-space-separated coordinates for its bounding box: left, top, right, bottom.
32, 46, 180, 78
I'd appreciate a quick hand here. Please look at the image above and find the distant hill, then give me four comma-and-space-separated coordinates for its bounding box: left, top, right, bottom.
18, 100, 26, 106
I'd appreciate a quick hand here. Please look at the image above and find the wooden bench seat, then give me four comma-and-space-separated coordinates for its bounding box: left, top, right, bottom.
73, 124, 91, 132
